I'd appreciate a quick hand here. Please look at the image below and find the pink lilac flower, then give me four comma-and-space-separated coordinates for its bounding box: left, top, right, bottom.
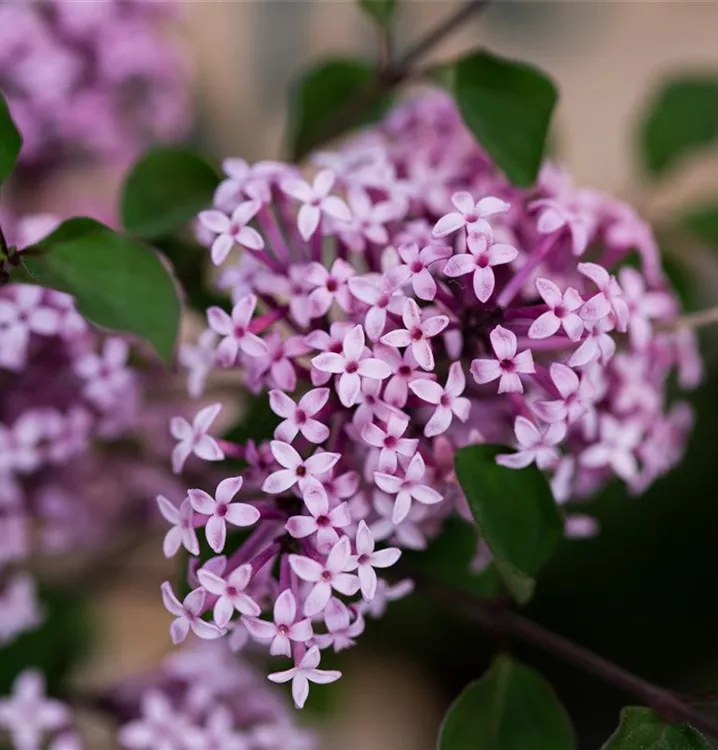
170, 403, 225, 474
470, 325, 535, 393
268, 646, 342, 710
169, 90, 699, 709
244, 589, 313, 657
199, 201, 265, 266
156, 496, 199, 558
207, 294, 269, 366
197, 564, 261, 626
160, 583, 224, 644
187, 476, 260, 553
408, 361, 471, 437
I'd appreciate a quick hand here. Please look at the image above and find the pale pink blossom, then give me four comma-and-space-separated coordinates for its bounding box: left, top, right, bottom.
314, 598, 365, 652
580, 415, 644, 482
374, 452, 442, 524
207, 294, 268, 366
362, 414, 418, 473
289, 537, 359, 616
306, 259, 355, 317
496, 417, 567, 470
578, 262, 629, 331
198, 200, 264, 266
170, 403, 225, 474
270, 388, 330, 444
432, 191, 509, 237
268, 646, 342, 709
408, 362, 470, 437
160, 583, 223, 644
285, 482, 352, 553
312, 324, 392, 407
392, 242, 451, 301
262, 441, 340, 496
197, 564, 260, 627
351, 521, 401, 600
470, 326, 535, 393
244, 589, 313, 657
280, 169, 351, 240
188, 476, 260, 553
156, 496, 199, 558
528, 278, 584, 341
533, 363, 595, 426
348, 269, 409, 341
380, 298, 449, 371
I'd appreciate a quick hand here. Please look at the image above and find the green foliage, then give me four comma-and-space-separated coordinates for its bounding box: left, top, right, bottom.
437, 50, 557, 186
359, 0, 398, 27
288, 58, 392, 160
19, 218, 181, 362
0, 91, 22, 186
682, 204, 718, 247
121, 146, 220, 240
0, 590, 89, 695
454, 444, 562, 603
639, 77, 718, 178
600, 708, 710, 749
438, 655, 574, 750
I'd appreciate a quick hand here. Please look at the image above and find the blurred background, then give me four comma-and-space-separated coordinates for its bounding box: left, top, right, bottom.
11, 2, 718, 748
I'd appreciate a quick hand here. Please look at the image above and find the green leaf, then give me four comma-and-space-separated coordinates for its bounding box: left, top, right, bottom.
438, 655, 575, 750
454, 444, 562, 603
683, 204, 718, 247
439, 50, 558, 186
0, 91, 22, 185
601, 707, 710, 750
359, 0, 397, 27
121, 147, 220, 240
0, 590, 90, 695
288, 58, 392, 160
639, 77, 718, 178
19, 218, 180, 362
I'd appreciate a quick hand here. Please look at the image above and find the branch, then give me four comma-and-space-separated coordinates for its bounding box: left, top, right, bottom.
295, 0, 490, 158
422, 578, 718, 738
661, 305, 718, 333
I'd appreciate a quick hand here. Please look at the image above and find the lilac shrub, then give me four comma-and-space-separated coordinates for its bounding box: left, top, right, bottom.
0, 0, 189, 173
0, 641, 316, 750
165, 91, 701, 708
0, 215, 190, 647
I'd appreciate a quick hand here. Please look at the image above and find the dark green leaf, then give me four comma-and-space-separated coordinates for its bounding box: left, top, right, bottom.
288, 59, 392, 160
19, 218, 180, 362
439, 50, 558, 186
359, 0, 397, 27
0, 91, 22, 185
601, 707, 710, 750
639, 77, 718, 177
0, 590, 89, 695
121, 147, 220, 239
683, 204, 718, 247
438, 655, 575, 750
454, 444, 562, 603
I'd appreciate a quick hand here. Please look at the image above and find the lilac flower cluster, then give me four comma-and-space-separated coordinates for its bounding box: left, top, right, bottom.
0, 641, 316, 750
0, 0, 189, 171
166, 91, 701, 708
0, 215, 188, 647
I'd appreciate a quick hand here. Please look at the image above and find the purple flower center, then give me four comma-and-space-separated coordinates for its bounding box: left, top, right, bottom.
346, 360, 359, 374
477, 254, 489, 268
295, 409, 307, 425
227, 585, 238, 597
316, 515, 330, 528
384, 435, 398, 449
326, 278, 338, 293
410, 328, 424, 341
321, 570, 333, 581
358, 554, 369, 566
411, 261, 423, 273
554, 305, 566, 319
217, 503, 228, 518
278, 624, 289, 636
234, 325, 246, 338
399, 365, 412, 377
296, 465, 307, 477
440, 394, 451, 407
500, 359, 515, 373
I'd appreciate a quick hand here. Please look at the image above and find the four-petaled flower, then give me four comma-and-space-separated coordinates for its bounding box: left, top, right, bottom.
470, 326, 535, 394
268, 646, 342, 710
374, 452, 442, 524
578, 262, 629, 331
156, 496, 199, 558
269, 388, 330, 444
207, 294, 269, 366
198, 199, 265, 266
362, 414, 419, 473
496, 416, 567, 470
528, 278, 584, 341
285, 482, 352, 553
391, 242, 452, 301
351, 521, 401, 601
289, 536, 359, 616
312, 324, 392, 407
443, 220, 518, 302
408, 362, 471, 437
170, 403, 225, 474
197, 563, 261, 627
432, 191, 510, 237
262, 441, 340, 495
533, 363, 595, 426
380, 298, 449, 371
160, 583, 223, 644
244, 589, 313, 657
280, 169, 352, 240
188, 476, 260, 553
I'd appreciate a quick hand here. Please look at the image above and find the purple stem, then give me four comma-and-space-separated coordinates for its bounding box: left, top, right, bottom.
257, 206, 290, 262
497, 234, 557, 308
